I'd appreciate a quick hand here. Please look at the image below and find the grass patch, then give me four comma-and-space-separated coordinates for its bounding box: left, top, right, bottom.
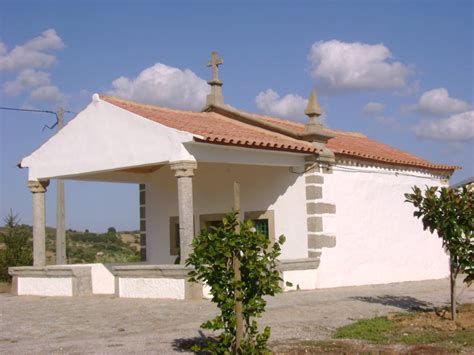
449, 330, 474, 346
333, 317, 393, 343
331, 303, 474, 352
395, 331, 442, 345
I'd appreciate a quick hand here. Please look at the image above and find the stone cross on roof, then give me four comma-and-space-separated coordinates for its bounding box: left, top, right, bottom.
205, 51, 225, 107
207, 51, 224, 83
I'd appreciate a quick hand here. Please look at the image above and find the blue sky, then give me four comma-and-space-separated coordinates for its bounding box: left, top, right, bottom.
1, 0, 473, 232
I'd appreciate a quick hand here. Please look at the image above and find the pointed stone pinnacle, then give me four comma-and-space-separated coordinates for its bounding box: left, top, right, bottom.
305, 89, 323, 117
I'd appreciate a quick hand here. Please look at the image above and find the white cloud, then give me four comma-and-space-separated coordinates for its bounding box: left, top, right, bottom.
3, 69, 50, 95
405, 88, 471, 117
108, 63, 209, 111
411, 111, 474, 141
362, 102, 385, 116
30, 85, 66, 104
0, 29, 64, 72
308, 40, 413, 93
256, 89, 307, 120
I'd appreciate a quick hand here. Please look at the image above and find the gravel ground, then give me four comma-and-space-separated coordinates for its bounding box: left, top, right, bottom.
0, 277, 472, 354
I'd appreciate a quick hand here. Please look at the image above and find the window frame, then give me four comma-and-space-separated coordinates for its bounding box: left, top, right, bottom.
244, 210, 275, 244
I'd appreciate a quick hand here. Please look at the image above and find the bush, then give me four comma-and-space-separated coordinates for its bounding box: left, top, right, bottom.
0, 212, 33, 281
405, 185, 473, 320
186, 211, 286, 353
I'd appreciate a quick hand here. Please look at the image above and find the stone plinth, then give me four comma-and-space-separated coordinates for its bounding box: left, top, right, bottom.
9, 266, 92, 297
113, 264, 202, 300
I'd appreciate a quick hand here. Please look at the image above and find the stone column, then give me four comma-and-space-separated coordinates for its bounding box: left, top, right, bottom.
28, 180, 50, 267
304, 157, 336, 259
170, 161, 197, 264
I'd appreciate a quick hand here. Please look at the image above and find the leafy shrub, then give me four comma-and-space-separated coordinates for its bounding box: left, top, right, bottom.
0, 212, 33, 281
405, 185, 473, 320
186, 211, 286, 353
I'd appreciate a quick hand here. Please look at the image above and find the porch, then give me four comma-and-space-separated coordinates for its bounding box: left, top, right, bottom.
12, 95, 327, 298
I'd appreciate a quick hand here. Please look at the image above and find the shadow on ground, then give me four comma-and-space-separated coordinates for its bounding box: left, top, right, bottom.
172, 331, 213, 353
351, 295, 433, 311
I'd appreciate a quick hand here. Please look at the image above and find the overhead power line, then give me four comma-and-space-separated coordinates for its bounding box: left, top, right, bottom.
1, 105, 72, 265
0, 106, 73, 130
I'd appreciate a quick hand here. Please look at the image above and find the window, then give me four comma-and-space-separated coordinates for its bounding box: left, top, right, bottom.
253, 219, 269, 238
169, 216, 196, 256
244, 210, 275, 244
199, 213, 227, 231
169, 216, 180, 256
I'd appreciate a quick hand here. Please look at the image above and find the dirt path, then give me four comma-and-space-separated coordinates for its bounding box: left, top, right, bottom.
0, 278, 472, 354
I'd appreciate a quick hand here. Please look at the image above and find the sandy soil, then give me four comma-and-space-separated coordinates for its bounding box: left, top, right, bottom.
0, 277, 472, 354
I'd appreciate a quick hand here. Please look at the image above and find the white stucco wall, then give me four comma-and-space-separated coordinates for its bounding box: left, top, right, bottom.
283, 270, 318, 291
118, 278, 185, 299
21, 95, 195, 180
315, 165, 450, 288
66, 263, 115, 294
18, 277, 73, 296
146, 163, 308, 264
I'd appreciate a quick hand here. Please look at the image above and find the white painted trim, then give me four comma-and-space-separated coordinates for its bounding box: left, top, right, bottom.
185, 141, 308, 167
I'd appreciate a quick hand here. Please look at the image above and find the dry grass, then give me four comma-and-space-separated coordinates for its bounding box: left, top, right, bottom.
0, 282, 11, 293
272, 303, 474, 354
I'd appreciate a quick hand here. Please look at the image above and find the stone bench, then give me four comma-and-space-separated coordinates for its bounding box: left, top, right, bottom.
277, 257, 321, 291
112, 264, 202, 300
9, 266, 92, 296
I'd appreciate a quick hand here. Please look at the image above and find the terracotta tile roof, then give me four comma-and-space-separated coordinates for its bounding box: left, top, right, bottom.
255, 113, 457, 171
101, 95, 317, 153
100, 95, 458, 172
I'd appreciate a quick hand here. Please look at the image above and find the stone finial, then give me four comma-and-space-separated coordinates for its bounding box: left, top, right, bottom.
305, 89, 323, 118
304, 89, 324, 135
206, 51, 224, 107
302, 89, 336, 164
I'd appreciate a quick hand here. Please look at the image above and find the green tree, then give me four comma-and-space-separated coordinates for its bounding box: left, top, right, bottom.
405, 185, 473, 321
186, 211, 286, 354
0, 212, 33, 281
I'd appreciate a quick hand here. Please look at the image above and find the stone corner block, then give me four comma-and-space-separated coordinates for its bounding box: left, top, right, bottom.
308, 234, 337, 249
305, 175, 324, 184
306, 185, 322, 200
321, 165, 333, 174
308, 250, 322, 259
307, 216, 323, 232
307, 202, 336, 215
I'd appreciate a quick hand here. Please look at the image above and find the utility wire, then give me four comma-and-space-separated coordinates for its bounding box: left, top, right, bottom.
292, 161, 446, 180
0, 106, 73, 131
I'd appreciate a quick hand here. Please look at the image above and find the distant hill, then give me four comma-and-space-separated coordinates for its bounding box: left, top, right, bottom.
0, 225, 140, 264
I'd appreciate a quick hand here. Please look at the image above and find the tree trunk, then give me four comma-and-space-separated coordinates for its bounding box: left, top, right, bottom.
233, 182, 243, 354
450, 256, 457, 321
233, 254, 243, 353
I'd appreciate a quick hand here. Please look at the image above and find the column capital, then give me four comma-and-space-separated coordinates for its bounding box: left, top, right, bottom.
28, 180, 50, 193
170, 161, 197, 178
